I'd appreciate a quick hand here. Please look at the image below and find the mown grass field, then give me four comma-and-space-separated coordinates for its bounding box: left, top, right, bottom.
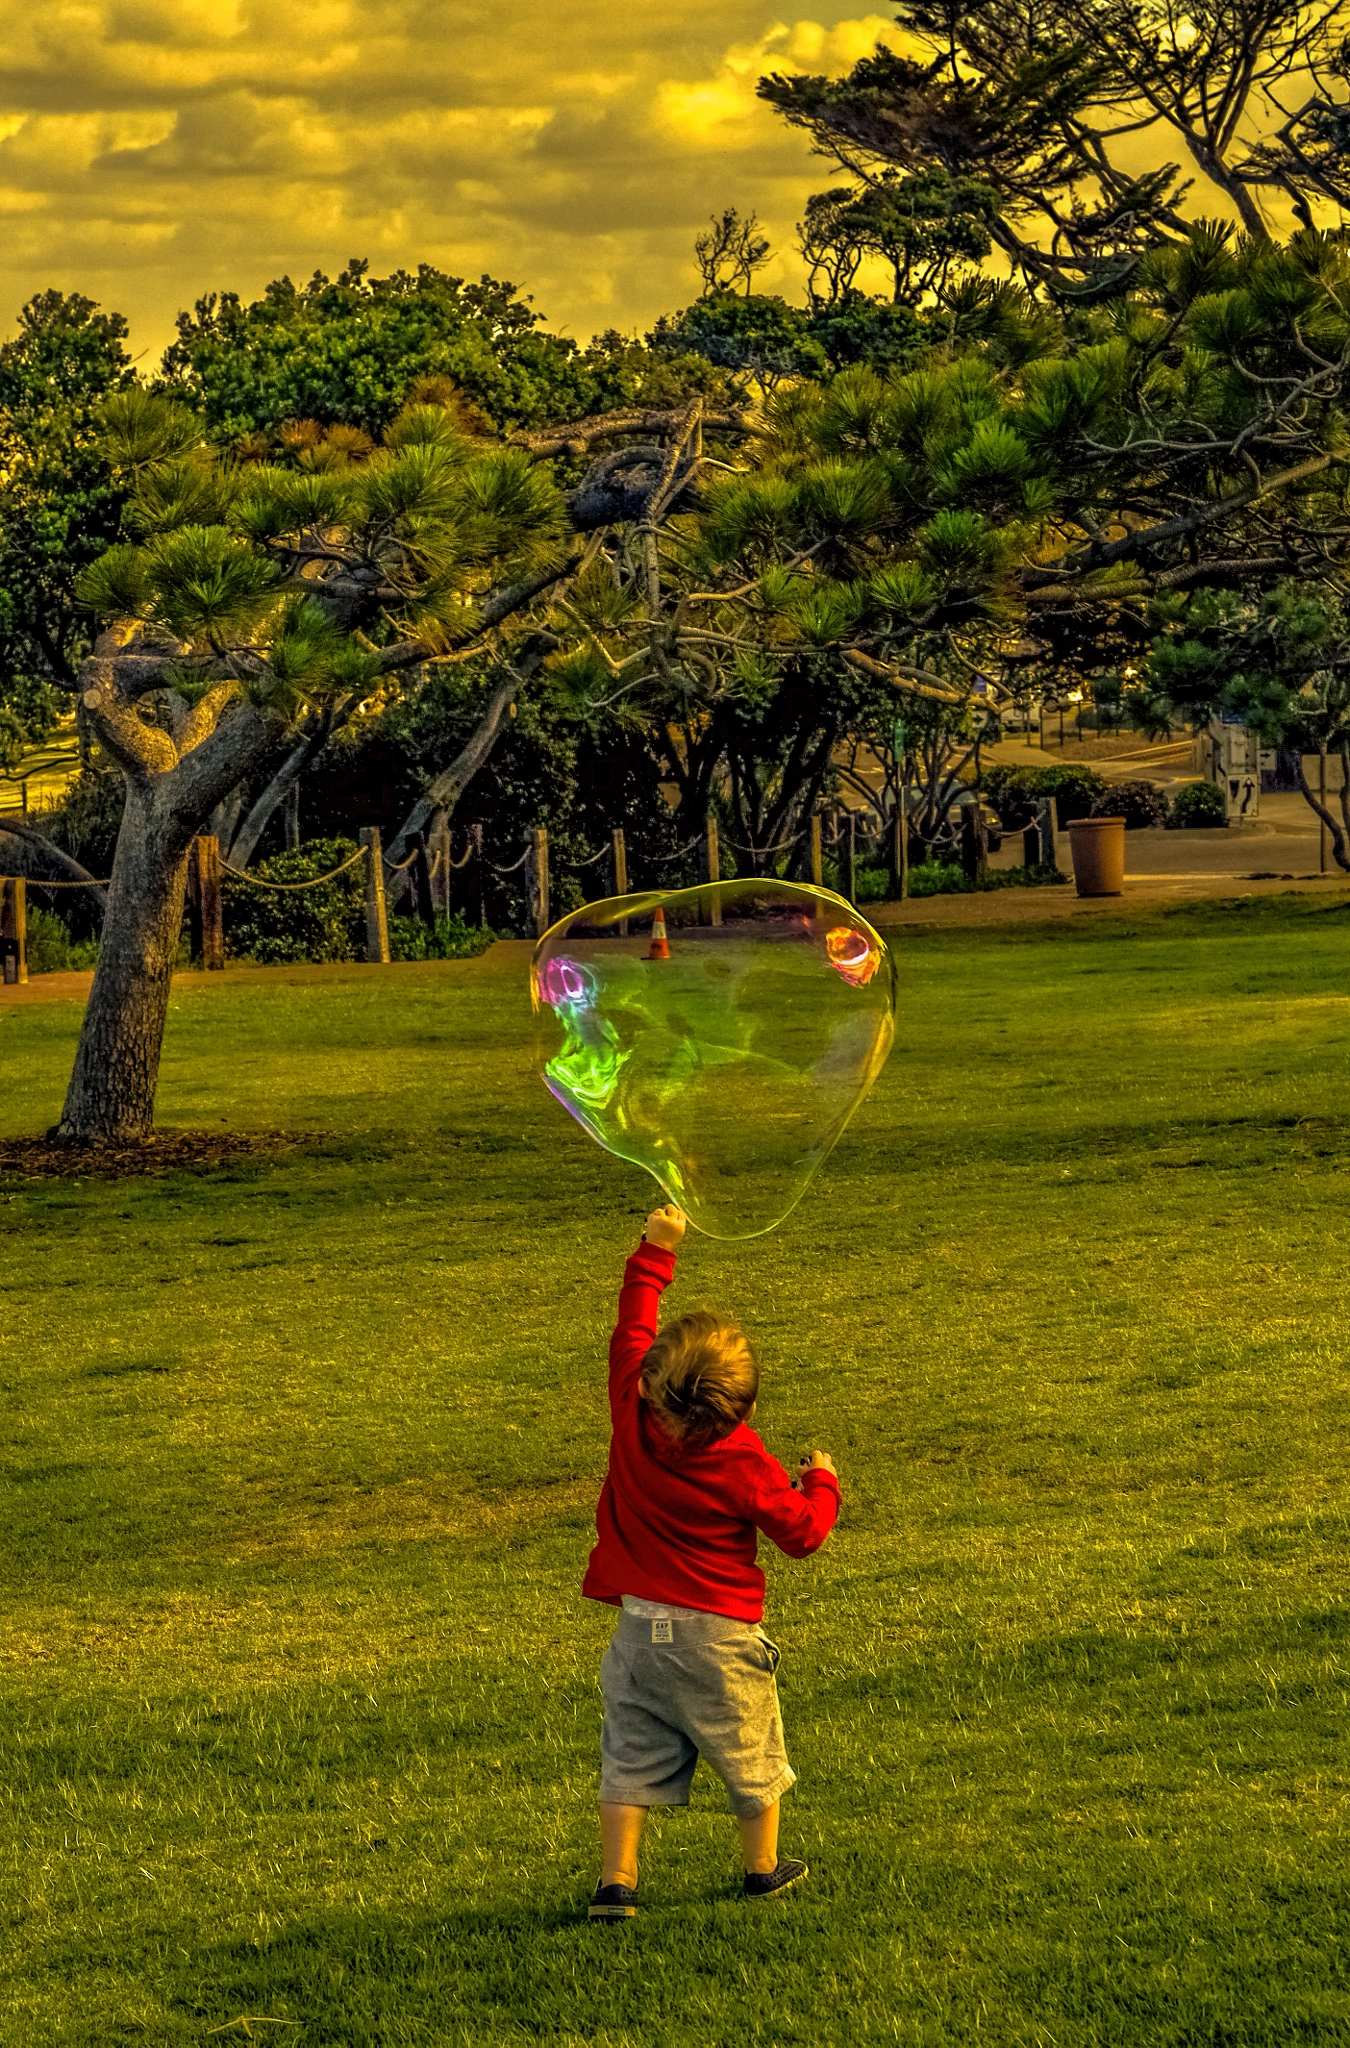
3, 894, 1350, 2046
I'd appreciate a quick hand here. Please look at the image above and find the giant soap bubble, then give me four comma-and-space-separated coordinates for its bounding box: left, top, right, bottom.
531, 879, 896, 1238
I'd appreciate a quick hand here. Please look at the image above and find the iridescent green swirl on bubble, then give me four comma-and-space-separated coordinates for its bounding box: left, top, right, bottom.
531, 879, 895, 1240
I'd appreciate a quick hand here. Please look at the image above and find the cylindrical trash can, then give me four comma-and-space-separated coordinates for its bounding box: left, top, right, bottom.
1068, 816, 1126, 896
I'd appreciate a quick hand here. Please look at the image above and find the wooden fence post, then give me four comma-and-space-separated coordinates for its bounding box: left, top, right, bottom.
890, 802, 911, 902
428, 810, 452, 917
704, 813, 722, 926
359, 827, 391, 963
1036, 797, 1058, 868
470, 823, 485, 927
838, 809, 857, 905
1022, 821, 1041, 868
188, 835, 224, 971
612, 827, 628, 937
410, 831, 435, 928
529, 826, 550, 938
960, 801, 988, 885
704, 813, 720, 885
0, 877, 27, 985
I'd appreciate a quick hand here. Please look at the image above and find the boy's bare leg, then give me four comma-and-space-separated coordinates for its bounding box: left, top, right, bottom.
599, 1802, 647, 1887
737, 1799, 780, 1874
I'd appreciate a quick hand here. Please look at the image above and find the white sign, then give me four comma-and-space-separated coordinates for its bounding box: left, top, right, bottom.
1208, 719, 1261, 820
1225, 769, 1260, 821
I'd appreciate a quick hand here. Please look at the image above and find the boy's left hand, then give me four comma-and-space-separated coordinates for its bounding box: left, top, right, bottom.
644, 1204, 686, 1251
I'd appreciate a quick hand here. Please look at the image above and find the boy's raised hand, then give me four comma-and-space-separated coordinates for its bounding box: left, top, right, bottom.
798, 1451, 838, 1479
644, 1204, 687, 1252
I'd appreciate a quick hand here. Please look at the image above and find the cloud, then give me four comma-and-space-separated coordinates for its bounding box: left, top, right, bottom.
0, 3, 900, 359
656, 16, 902, 148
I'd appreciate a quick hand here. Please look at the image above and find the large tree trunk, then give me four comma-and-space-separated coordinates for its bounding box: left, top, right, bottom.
47, 633, 279, 1148
48, 781, 193, 1145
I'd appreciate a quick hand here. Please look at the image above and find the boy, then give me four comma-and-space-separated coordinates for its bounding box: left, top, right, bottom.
584, 1202, 840, 1920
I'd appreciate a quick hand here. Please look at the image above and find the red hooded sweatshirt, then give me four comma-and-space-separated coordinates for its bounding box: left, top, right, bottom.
582, 1240, 841, 1623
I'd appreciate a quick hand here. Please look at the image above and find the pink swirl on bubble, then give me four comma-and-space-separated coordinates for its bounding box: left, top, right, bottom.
539, 954, 590, 1008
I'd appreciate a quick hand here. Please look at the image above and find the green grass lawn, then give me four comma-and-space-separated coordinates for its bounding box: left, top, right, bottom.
3, 895, 1350, 2046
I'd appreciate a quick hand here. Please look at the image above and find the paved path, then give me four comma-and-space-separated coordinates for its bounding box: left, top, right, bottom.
871, 869, 1350, 929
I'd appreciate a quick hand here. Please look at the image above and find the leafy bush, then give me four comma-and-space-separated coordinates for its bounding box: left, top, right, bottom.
224, 836, 364, 963
901, 859, 1068, 898
984, 762, 1108, 828
821, 859, 891, 903
981, 861, 1069, 890
1168, 779, 1228, 828
1089, 779, 1168, 829
25, 905, 99, 973
652, 292, 828, 381
907, 861, 969, 896
388, 912, 496, 961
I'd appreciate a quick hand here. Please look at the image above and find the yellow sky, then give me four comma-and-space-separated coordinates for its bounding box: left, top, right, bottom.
0, 4, 913, 364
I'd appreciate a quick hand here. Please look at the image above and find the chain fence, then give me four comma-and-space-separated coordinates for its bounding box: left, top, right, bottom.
1, 796, 942, 983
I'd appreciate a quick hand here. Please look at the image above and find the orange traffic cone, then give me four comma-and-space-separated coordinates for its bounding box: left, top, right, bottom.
646, 907, 671, 960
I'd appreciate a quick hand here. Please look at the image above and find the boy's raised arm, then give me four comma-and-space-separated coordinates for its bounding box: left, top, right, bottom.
608, 1205, 686, 1397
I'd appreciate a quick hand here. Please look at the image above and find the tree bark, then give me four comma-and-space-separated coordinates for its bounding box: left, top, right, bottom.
47, 780, 193, 1145
48, 631, 280, 1146
1296, 754, 1350, 870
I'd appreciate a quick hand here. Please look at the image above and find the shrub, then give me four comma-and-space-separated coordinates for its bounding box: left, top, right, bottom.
25, 905, 100, 973
224, 836, 364, 963
1168, 780, 1227, 828
388, 911, 496, 961
983, 761, 1108, 828
1089, 779, 1168, 829
900, 860, 1069, 898
906, 861, 970, 897
980, 861, 1068, 890
822, 859, 891, 903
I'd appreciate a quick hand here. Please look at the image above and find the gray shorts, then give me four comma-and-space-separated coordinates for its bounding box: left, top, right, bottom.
599, 1608, 796, 1818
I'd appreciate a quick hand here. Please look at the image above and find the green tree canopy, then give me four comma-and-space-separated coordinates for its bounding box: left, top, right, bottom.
0, 290, 135, 725
158, 258, 723, 440
547, 220, 1350, 864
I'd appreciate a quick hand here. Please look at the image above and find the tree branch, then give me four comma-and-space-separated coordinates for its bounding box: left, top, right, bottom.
160, 699, 280, 845
843, 650, 966, 705
1042, 453, 1341, 579
384, 633, 559, 869
78, 632, 177, 782
510, 406, 745, 461
0, 820, 107, 918
370, 542, 590, 677
227, 702, 346, 870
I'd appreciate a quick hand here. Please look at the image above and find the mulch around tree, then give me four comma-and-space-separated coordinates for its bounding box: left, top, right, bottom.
0, 1131, 321, 1181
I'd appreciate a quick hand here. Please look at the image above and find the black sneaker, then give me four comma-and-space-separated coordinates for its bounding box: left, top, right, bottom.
589, 1881, 638, 1921
743, 1858, 809, 1900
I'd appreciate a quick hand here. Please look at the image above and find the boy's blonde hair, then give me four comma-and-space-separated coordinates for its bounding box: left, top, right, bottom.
640, 1311, 759, 1450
